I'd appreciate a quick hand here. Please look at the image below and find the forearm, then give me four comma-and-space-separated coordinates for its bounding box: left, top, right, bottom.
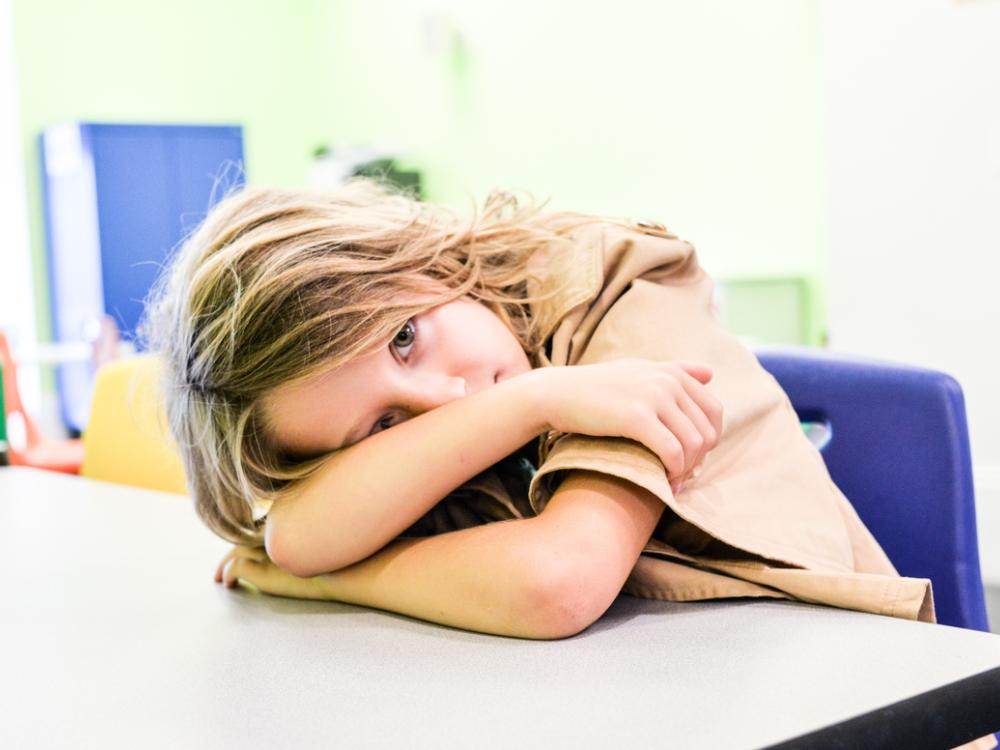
253, 517, 572, 640
267, 369, 551, 576
323, 517, 573, 638
225, 470, 663, 640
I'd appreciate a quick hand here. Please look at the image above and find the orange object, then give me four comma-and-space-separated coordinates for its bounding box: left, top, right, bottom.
0, 330, 84, 474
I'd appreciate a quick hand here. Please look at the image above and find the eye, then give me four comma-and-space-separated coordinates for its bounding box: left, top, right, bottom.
391, 319, 417, 360
370, 319, 419, 436
372, 411, 401, 435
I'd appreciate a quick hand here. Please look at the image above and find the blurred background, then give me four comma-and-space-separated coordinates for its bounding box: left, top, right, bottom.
0, 0, 997, 587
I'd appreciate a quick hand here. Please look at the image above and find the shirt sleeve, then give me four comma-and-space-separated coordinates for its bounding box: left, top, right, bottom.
526, 222, 895, 577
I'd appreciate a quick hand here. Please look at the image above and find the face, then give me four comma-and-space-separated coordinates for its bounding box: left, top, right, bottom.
262, 295, 533, 457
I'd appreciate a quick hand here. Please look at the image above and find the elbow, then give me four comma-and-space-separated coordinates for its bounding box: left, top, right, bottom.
264, 518, 329, 579
520, 558, 612, 640
263, 520, 298, 576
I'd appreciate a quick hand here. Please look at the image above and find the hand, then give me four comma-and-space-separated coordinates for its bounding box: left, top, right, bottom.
531, 358, 723, 492
214, 545, 334, 600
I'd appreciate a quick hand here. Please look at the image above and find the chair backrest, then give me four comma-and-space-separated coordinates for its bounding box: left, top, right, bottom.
81, 354, 187, 495
756, 346, 990, 632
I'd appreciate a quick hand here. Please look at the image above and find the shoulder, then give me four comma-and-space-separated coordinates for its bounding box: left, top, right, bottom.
526, 217, 700, 348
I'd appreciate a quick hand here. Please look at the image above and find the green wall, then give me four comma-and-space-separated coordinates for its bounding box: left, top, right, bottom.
308, 1, 828, 345
13, 0, 827, 347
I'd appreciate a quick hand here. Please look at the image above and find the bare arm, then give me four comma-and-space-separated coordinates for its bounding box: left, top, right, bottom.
223, 516, 574, 640
266, 370, 551, 577
222, 468, 665, 639
530, 469, 666, 628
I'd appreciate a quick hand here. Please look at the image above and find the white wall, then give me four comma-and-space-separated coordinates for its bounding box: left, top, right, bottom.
821, 0, 1000, 581
0, 0, 41, 413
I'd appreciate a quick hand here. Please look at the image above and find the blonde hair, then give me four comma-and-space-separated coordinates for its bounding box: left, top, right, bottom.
142, 176, 622, 546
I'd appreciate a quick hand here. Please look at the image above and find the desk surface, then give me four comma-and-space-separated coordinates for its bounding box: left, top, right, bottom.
1, 467, 999, 750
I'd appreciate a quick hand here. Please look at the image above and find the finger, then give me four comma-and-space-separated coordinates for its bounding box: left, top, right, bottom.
223, 556, 262, 589
215, 555, 235, 582
676, 368, 724, 442
674, 361, 713, 384
215, 548, 239, 583
661, 402, 704, 476
635, 416, 686, 481
242, 546, 268, 563
675, 388, 717, 475
222, 558, 240, 588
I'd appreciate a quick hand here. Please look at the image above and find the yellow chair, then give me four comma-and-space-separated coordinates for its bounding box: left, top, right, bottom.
81, 354, 188, 495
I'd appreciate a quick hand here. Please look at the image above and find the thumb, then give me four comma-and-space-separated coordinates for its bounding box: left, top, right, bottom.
677, 361, 713, 383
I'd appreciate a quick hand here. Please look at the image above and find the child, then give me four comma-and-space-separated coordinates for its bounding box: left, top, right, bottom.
143, 177, 935, 640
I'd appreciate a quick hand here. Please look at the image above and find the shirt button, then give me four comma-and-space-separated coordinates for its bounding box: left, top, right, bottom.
633, 218, 677, 238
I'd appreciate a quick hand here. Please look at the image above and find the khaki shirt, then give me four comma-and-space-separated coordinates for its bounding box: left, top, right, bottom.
401, 219, 995, 750
404, 220, 938, 620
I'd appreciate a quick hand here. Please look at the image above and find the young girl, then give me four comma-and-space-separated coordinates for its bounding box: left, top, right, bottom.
143, 177, 935, 641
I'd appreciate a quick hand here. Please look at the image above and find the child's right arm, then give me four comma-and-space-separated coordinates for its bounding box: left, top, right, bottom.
265, 358, 722, 578
223, 517, 582, 640
265, 371, 553, 577
220, 469, 667, 640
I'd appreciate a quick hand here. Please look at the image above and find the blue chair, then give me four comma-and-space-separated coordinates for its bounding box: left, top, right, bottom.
755, 346, 991, 633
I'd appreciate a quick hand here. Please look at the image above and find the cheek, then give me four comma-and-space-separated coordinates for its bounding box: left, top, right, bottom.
498, 327, 532, 374
261, 390, 323, 456
451, 300, 527, 367
492, 320, 524, 361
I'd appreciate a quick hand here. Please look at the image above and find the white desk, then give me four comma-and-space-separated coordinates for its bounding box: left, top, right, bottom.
1, 467, 998, 749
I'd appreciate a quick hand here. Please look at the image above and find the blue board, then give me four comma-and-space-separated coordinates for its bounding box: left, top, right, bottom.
39, 123, 245, 432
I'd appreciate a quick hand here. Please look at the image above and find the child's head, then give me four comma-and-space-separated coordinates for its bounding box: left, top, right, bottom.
143, 177, 606, 545
261, 288, 536, 462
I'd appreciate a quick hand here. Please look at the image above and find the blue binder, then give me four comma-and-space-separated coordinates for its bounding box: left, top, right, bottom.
39, 123, 245, 432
